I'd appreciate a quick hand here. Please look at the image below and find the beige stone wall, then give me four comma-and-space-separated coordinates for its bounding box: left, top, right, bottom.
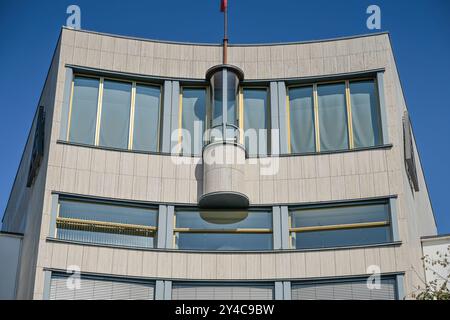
11, 27, 436, 299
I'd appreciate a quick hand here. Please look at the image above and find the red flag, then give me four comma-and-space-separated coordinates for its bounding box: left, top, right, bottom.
220, 0, 227, 12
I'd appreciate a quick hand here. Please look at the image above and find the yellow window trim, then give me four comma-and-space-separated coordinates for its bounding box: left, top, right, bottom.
56, 217, 157, 237
68, 74, 162, 151
66, 80, 75, 141
289, 220, 389, 233
128, 82, 136, 150
94, 77, 104, 146
173, 228, 272, 234
313, 83, 320, 152
345, 80, 355, 149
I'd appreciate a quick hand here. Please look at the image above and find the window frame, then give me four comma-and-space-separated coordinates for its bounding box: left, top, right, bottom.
178, 85, 210, 156
288, 199, 393, 250
173, 208, 273, 250
66, 74, 162, 152
54, 197, 159, 248
286, 77, 381, 154
239, 86, 271, 156
291, 274, 399, 300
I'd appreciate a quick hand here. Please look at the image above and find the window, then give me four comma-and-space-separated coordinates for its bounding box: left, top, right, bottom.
68, 77, 99, 145
55, 199, 158, 248
180, 87, 207, 155
67, 75, 161, 152
172, 282, 274, 300
403, 111, 419, 191
174, 210, 273, 250
99, 80, 132, 149
289, 201, 392, 249
317, 83, 349, 151
133, 84, 161, 152
49, 273, 154, 300
287, 79, 383, 154
291, 276, 397, 300
288, 86, 315, 153
350, 80, 382, 148
243, 88, 270, 156
27, 106, 45, 187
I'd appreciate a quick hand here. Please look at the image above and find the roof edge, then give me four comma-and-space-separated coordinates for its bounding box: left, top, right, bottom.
61, 26, 390, 47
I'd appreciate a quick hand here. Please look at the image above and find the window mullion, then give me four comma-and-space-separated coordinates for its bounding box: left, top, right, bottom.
128, 82, 136, 150
313, 83, 320, 152
239, 86, 244, 145
286, 91, 291, 153
66, 79, 75, 141
178, 89, 183, 151
94, 77, 104, 146
345, 80, 354, 149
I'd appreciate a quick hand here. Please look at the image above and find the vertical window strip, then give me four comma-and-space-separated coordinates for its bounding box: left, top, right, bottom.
128, 82, 136, 150
243, 87, 270, 156
239, 86, 244, 145
286, 93, 291, 153
345, 80, 355, 149
94, 77, 104, 146
178, 90, 183, 150
313, 83, 320, 153
66, 80, 75, 141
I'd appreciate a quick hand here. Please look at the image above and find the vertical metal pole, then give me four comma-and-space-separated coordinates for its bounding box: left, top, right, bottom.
222, 69, 228, 140
223, 5, 228, 64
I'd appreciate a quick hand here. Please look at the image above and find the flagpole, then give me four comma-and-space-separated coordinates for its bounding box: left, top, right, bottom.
223, 1, 228, 64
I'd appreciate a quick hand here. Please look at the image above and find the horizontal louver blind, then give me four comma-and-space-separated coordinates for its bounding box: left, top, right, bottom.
49, 274, 154, 300
172, 283, 274, 300
291, 277, 396, 300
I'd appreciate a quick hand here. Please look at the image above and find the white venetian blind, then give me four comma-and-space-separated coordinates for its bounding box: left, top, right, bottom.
172, 283, 274, 300
49, 274, 154, 300
291, 277, 396, 300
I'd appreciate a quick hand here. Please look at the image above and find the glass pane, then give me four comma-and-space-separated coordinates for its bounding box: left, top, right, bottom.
317, 83, 349, 151
175, 210, 272, 250
58, 200, 157, 248
226, 71, 238, 127
293, 226, 392, 249
177, 233, 273, 250
99, 80, 131, 149
291, 203, 390, 228
133, 84, 160, 152
289, 86, 315, 153
244, 89, 269, 156
211, 71, 223, 128
182, 88, 206, 155
176, 211, 272, 229
292, 277, 396, 300
59, 200, 157, 225
68, 77, 99, 144
350, 80, 382, 148
290, 202, 392, 249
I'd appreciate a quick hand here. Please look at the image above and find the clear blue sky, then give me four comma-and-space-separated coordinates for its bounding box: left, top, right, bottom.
0, 0, 449, 233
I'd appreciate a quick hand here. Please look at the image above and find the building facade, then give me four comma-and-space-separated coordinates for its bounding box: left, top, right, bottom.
1, 27, 437, 300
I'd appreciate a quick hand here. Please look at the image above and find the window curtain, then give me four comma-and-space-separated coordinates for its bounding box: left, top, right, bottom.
99, 80, 131, 149
182, 88, 206, 155
291, 277, 397, 300
350, 81, 382, 148
57, 200, 157, 248
50, 273, 154, 300
244, 89, 269, 156
175, 210, 272, 250
172, 283, 274, 300
69, 77, 99, 145
133, 85, 160, 152
290, 202, 392, 249
317, 83, 349, 151
289, 86, 315, 153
